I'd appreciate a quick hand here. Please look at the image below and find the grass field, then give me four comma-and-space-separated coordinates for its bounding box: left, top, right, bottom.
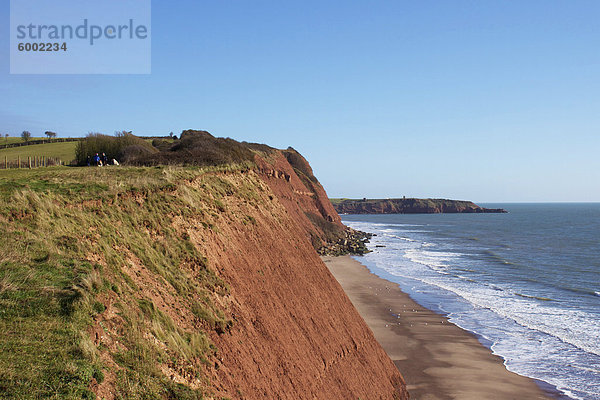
0, 141, 79, 164
1, 137, 46, 145
0, 137, 173, 165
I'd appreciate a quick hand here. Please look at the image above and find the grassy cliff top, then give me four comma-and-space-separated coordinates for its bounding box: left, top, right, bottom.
0, 164, 249, 399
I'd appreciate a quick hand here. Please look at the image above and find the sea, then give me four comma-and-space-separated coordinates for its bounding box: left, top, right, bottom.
342, 203, 600, 400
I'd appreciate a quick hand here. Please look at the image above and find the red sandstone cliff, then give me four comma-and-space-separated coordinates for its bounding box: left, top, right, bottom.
89, 142, 408, 398
183, 150, 408, 399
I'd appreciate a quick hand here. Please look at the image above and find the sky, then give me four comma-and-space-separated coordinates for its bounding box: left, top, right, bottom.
1, 1, 599, 202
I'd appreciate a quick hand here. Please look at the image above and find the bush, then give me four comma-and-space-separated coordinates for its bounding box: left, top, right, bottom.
120, 144, 156, 164
151, 139, 171, 151
131, 130, 257, 167
75, 131, 157, 166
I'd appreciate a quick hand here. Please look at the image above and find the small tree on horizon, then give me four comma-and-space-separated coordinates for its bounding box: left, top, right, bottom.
21, 131, 31, 142
45, 131, 57, 140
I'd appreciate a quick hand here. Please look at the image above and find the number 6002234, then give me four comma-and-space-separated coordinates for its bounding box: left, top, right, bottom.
18, 42, 67, 52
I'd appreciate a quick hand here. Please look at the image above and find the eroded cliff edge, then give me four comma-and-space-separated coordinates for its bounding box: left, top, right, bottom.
0, 133, 408, 399
198, 152, 407, 399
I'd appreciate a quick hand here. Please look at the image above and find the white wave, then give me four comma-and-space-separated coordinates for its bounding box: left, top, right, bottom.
396, 273, 600, 357
571, 365, 600, 374
343, 221, 424, 229
402, 249, 466, 273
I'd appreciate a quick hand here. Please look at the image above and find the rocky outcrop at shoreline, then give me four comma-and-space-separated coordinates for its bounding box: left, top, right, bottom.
331, 198, 507, 214
318, 228, 373, 256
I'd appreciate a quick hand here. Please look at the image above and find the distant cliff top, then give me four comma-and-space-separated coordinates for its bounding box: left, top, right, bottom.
331, 198, 507, 214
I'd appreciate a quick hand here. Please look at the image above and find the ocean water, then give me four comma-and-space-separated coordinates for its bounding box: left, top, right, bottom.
342, 203, 600, 400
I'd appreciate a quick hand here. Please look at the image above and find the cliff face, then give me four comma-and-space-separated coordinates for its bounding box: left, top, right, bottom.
0, 146, 407, 399
332, 198, 507, 214
190, 158, 407, 398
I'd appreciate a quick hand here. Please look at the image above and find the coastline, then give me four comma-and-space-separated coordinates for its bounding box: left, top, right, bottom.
322, 255, 561, 400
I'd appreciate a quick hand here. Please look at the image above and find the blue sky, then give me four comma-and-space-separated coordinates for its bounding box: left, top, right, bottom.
2, 1, 599, 202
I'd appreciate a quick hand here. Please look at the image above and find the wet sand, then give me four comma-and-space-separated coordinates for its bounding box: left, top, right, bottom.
322, 255, 557, 400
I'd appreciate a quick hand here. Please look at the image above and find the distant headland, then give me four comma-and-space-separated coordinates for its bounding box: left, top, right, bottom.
330, 198, 507, 214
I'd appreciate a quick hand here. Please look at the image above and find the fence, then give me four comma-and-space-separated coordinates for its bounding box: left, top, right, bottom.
0, 138, 81, 150
1, 156, 66, 169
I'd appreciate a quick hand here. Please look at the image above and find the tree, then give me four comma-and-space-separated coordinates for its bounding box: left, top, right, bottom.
4, 134, 7, 143
45, 131, 57, 139
21, 131, 31, 142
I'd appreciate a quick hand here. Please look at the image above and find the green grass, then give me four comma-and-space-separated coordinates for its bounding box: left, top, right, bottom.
0, 141, 78, 164
0, 165, 251, 399
329, 198, 350, 205
0, 137, 46, 145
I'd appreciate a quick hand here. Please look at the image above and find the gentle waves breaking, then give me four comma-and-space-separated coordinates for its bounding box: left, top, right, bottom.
343, 203, 600, 400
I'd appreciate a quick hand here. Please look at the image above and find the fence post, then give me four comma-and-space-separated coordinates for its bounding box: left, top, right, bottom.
28, 157, 31, 169
4, 156, 6, 169
18, 156, 21, 169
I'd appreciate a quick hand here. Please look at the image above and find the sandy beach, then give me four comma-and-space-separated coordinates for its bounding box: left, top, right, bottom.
323, 255, 558, 400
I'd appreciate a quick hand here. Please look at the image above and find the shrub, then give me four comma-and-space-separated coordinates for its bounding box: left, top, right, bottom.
151, 139, 172, 151
131, 130, 257, 167
21, 130, 31, 142
75, 131, 157, 166
283, 147, 318, 184
120, 144, 156, 164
